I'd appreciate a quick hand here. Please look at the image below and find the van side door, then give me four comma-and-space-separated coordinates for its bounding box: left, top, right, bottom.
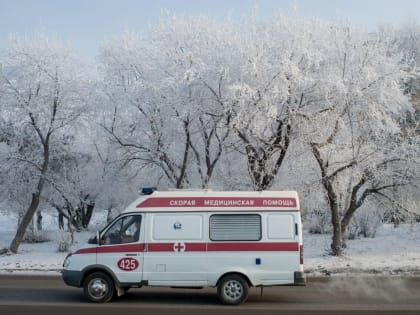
264, 212, 300, 282
143, 213, 207, 286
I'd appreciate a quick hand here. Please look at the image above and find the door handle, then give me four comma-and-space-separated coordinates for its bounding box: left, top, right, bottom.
125, 253, 138, 257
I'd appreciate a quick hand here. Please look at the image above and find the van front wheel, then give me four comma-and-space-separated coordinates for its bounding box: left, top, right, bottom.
83, 272, 114, 303
217, 274, 249, 305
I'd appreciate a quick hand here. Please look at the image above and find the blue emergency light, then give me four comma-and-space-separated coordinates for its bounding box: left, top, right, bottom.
141, 187, 155, 195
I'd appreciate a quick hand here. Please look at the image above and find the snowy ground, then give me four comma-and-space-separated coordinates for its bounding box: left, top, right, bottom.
1, 209, 419, 277
304, 224, 420, 276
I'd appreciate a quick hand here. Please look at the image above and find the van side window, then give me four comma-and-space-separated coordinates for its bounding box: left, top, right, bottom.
102, 215, 142, 245
267, 214, 294, 239
210, 214, 261, 241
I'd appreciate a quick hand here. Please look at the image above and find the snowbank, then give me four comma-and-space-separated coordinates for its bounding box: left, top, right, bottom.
305, 224, 420, 276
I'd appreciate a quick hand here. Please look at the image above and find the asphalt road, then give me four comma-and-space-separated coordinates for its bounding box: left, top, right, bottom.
0, 275, 419, 314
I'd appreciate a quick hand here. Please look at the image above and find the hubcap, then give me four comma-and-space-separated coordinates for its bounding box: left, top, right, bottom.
89, 278, 108, 298
224, 280, 243, 301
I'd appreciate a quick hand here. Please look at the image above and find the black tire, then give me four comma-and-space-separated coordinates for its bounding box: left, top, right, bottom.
217, 274, 249, 305
83, 272, 115, 303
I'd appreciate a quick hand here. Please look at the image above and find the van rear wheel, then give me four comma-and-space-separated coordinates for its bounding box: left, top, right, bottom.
83, 272, 114, 303
217, 274, 249, 305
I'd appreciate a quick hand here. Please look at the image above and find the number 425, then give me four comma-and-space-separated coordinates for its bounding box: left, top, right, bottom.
117, 258, 139, 271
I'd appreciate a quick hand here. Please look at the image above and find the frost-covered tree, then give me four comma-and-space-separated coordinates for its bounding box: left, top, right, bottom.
228, 15, 337, 190
98, 31, 193, 188
302, 26, 418, 255
390, 21, 420, 223
0, 34, 87, 253
98, 17, 236, 189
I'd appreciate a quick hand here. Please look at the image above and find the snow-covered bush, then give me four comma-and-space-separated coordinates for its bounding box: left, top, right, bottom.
56, 231, 73, 252
306, 209, 332, 234
23, 230, 51, 243
346, 205, 384, 240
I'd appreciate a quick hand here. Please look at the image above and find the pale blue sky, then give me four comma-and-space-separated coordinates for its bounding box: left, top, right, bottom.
0, 0, 419, 61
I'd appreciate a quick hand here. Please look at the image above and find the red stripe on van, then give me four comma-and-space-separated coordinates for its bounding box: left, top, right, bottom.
97, 243, 145, 253
136, 197, 297, 208
147, 243, 207, 252
146, 243, 173, 252
74, 242, 299, 254
74, 243, 145, 254
74, 247, 97, 254
145, 242, 299, 252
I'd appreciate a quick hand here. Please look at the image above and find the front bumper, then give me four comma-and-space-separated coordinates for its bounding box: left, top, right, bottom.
62, 269, 83, 287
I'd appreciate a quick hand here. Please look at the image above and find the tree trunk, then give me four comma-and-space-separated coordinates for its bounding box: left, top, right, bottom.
9, 142, 49, 253
311, 143, 344, 256
81, 202, 95, 229
326, 182, 344, 256
9, 192, 42, 253
58, 212, 64, 230
330, 207, 343, 256
36, 210, 43, 231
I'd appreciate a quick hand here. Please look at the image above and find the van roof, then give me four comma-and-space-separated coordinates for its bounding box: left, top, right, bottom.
123, 190, 300, 212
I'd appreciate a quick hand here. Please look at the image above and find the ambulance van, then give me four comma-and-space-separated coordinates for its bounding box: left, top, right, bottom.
62, 189, 305, 305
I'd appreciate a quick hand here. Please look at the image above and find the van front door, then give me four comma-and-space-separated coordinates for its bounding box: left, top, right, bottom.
99, 214, 144, 284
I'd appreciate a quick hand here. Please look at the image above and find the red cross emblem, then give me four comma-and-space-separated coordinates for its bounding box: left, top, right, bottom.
173, 242, 186, 252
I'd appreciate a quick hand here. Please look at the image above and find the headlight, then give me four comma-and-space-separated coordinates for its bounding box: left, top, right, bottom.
63, 253, 72, 268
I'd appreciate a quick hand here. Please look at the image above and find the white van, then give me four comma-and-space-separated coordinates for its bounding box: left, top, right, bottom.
62, 189, 305, 305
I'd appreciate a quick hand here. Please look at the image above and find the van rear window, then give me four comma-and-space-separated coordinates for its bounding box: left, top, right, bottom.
209, 214, 261, 241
